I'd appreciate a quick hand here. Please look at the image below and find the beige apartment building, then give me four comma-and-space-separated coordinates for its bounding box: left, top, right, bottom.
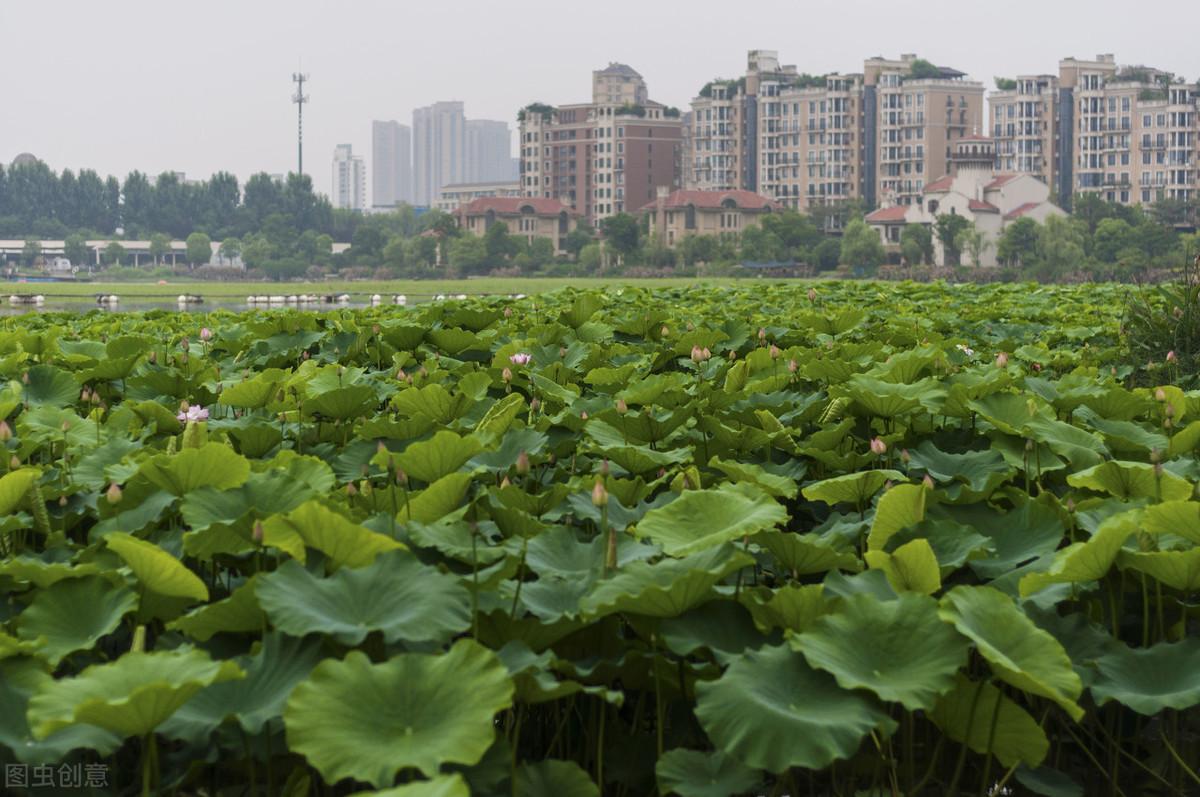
454, 197, 579, 253
988, 54, 1199, 207
685, 51, 984, 214
517, 64, 683, 227
642, 188, 777, 248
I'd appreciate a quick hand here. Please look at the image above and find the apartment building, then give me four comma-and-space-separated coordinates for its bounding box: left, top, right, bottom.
413, 101, 466, 207
517, 63, 683, 226
371, 120, 412, 208
988, 54, 1199, 207
454, 197, 579, 253
685, 51, 984, 213
465, 120, 517, 184
331, 144, 365, 210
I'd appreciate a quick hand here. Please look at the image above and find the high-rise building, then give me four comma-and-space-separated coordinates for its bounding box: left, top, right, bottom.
372, 120, 412, 208
412, 101, 466, 207
465, 120, 516, 183
517, 63, 683, 225
331, 144, 365, 210
989, 55, 1198, 208
685, 51, 985, 214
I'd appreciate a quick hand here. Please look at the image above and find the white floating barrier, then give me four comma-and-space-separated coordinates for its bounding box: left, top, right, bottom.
455, 293, 467, 300
268, 295, 284, 304
370, 294, 383, 306
336, 294, 350, 304
393, 294, 407, 306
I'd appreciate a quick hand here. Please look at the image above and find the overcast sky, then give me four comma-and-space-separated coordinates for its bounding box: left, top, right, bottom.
3, 0, 1198, 200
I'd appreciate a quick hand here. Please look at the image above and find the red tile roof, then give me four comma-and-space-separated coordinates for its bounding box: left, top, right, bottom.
1004, 201, 1041, 220
456, 197, 577, 217
968, 199, 1000, 213
924, 176, 955, 193
865, 205, 910, 223
638, 189, 777, 213
985, 174, 1019, 190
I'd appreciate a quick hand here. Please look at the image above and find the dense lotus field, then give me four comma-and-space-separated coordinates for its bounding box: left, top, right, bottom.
1, 281, 1199, 797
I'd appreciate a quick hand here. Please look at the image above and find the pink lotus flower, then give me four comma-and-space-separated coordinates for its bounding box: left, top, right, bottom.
177, 405, 209, 423
199, 327, 212, 342
995, 352, 1009, 368
509, 352, 532, 366
870, 437, 887, 456
1166, 350, 1177, 363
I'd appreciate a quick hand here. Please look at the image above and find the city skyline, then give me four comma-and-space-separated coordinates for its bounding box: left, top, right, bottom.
3, 0, 1199, 202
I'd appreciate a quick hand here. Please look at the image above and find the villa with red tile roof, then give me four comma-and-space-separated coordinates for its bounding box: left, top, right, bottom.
455, 197, 581, 253
865, 137, 1064, 266
641, 187, 777, 248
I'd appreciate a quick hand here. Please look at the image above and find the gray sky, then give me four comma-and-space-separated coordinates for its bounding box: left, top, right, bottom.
3, 0, 1198, 200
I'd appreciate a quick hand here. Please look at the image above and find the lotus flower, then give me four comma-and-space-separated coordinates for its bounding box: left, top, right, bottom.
995, 352, 1009, 368
509, 352, 532, 366
870, 437, 887, 456
177, 405, 210, 423
199, 327, 212, 342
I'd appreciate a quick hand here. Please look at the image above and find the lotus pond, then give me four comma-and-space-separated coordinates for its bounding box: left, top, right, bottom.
0, 281, 1198, 796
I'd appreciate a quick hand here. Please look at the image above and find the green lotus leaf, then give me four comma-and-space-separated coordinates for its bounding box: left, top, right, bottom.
105, 531, 208, 602
0, 670, 123, 765
660, 600, 768, 665
1116, 547, 1200, 591
864, 538, 941, 595
1168, 420, 1200, 458
397, 471, 474, 524
219, 369, 289, 409
392, 382, 475, 423
739, 583, 827, 633
1019, 511, 1137, 597
386, 430, 484, 484
707, 457, 798, 498
695, 643, 895, 773
21, 364, 79, 407
0, 557, 104, 588
515, 760, 599, 797
800, 469, 903, 507
473, 393, 525, 443
634, 483, 786, 557
16, 575, 138, 666
1141, 500, 1200, 544
930, 674, 1050, 768
0, 631, 44, 660
256, 550, 470, 646
582, 544, 754, 620
0, 467, 40, 516
27, 649, 244, 739
495, 641, 621, 705
1013, 766, 1084, 797
1089, 638, 1200, 715
1067, 460, 1192, 502
867, 483, 928, 551
138, 442, 251, 496
791, 593, 967, 710
754, 530, 860, 575
906, 441, 1013, 496
284, 640, 514, 786
886, 516, 995, 575
366, 774, 470, 797
72, 437, 141, 491
266, 499, 404, 568
160, 632, 323, 743
845, 375, 941, 417
181, 469, 319, 531
938, 586, 1084, 720
168, 576, 266, 641
956, 496, 1067, 580
655, 748, 760, 797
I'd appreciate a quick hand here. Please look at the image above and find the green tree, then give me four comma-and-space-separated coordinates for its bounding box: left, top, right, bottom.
526, 237, 555, 270
739, 225, 782, 262
21, 238, 41, 267
103, 241, 126, 266
218, 237, 242, 266
563, 225, 593, 259
149, 233, 172, 265
241, 236, 272, 270
900, 224, 933, 265
1035, 215, 1086, 279
1093, 218, 1134, 263
935, 213, 969, 265
678, 234, 721, 266
955, 222, 990, 267
483, 222, 519, 262
600, 213, 640, 261
351, 225, 386, 261
996, 217, 1040, 267
813, 238, 841, 270
578, 242, 603, 273
64, 233, 89, 267
383, 236, 408, 269
761, 211, 821, 258
261, 257, 308, 281
185, 232, 211, 267
448, 236, 488, 275
839, 219, 885, 272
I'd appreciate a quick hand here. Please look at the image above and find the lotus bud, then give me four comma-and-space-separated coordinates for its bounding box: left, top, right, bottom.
580, 410, 589, 420
0, 421, 11, 442
1111, 366, 1117, 376
21, 372, 29, 385
1173, 306, 1184, 319
181, 337, 190, 352
1154, 462, 1164, 478
615, 398, 628, 415
870, 437, 887, 456
396, 368, 407, 381
884, 480, 894, 491
81, 387, 92, 403
516, 450, 531, 475
302, 350, 310, 360
995, 352, 1008, 368
372, 324, 381, 336
769, 344, 781, 360
502, 367, 513, 383
377, 441, 389, 455
61, 420, 71, 433
547, 452, 556, 466
148, 351, 157, 364
360, 464, 370, 478
276, 389, 285, 403
660, 325, 669, 338
396, 469, 408, 487
106, 483, 123, 504
690, 345, 704, 363
922, 474, 935, 490
1066, 498, 1075, 512
1155, 387, 1167, 402
702, 347, 711, 360
599, 459, 610, 476
1165, 403, 1175, 418
728, 350, 737, 360
200, 327, 212, 342
591, 479, 609, 507
657, 467, 667, 479
504, 306, 513, 318
758, 327, 767, 342
559, 346, 568, 358
360, 480, 372, 497
1150, 448, 1160, 464
1025, 439, 1034, 452
1166, 350, 1177, 363
808, 287, 818, 302
529, 398, 541, 414
253, 520, 264, 544
900, 448, 910, 464
345, 482, 358, 497
787, 359, 798, 373
58, 495, 68, 508
9, 455, 19, 470
500, 476, 511, 489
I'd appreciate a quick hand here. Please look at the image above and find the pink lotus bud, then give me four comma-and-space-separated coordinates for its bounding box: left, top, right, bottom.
9, 455, 19, 470
1154, 462, 1164, 478
1032, 362, 1042, 372
690, 345, 704, 363
58, 495, 68, 508
345, 482, 357, 497
199, 327, 212, 342
500, 476, 511, 489
808, 288, 818, 302
106, 483, 123, 504
1165, 403, 1175, 418
580, 410, 589, 420
870, 437, 887, 456
758, 327, 767, 342
769, 344, 781, 360
600, 459, 610, 476
21, 372, 29, 385
702, 347, 711, 360
1155, 387, 1167, 402
529, 397, 540, 412
900, 448, 910, 464
252, 520, 264, 543
787, 359, 798, 373
922, 474, 935, 490
0, 421, 11, 442
515, 450, 530, 475
371, 324, 381, 336
148, 351, 157, 364
396, 368, 407, 381
995, 352, 1009, 368
81, 387, 92, 403
396, 469, 408, 487
592, 478, 608, 507
1166, 350, 1177, 363
615, 398, 628, 415
504, 306, 513, 317
1173, 306, 1184, 319
180, 337, 190, 352
660, 325, 669, 338
1066, 498, 1075, 512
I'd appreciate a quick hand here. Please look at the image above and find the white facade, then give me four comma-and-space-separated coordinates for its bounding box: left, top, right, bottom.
413, 101, 466, 207
372, 120, 412, 208
332, 144, 366, 210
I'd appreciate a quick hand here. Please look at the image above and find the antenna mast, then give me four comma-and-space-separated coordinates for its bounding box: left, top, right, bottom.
292, 72, 310, 176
